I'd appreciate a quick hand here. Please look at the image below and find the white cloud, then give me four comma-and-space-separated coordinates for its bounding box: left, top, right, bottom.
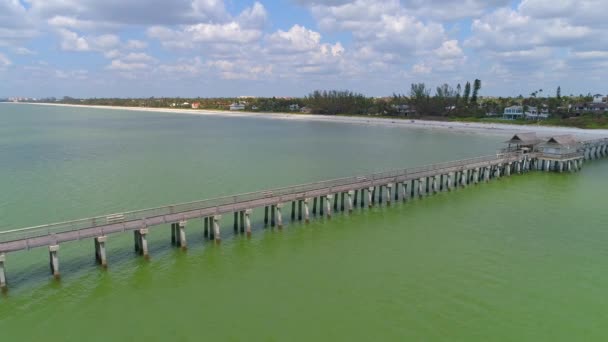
125, 40, 147, 50
0, 52, 12, 68
15, 47, 36, 55
106, 59, 149, 71
58, 29, 90, 51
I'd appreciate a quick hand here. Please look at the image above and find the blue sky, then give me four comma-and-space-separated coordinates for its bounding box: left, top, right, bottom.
1, 0, 606, 98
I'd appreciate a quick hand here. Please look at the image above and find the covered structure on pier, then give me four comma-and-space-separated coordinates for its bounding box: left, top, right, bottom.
504, 132, 542, 153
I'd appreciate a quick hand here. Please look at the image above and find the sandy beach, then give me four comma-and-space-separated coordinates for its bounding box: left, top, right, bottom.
7, 102, 608, 139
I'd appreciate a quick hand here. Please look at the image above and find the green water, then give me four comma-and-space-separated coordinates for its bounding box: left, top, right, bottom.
1, 104, 607, 341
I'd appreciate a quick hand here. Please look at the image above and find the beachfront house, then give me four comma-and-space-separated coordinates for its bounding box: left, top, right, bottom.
593, 94, 604, 103
229, 102, 245, 111
503, 105, 524, 120
524, 106, 550, 120
289, 104, 300, 111
300, 106, 312, 114
504, 132, 541, 153
191, 102, 200, 109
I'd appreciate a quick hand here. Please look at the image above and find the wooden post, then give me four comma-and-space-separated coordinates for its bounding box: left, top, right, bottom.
264, 206, 269, 226
347, 190, 354, 213
270, 205, 276, 227
368, 187, 374, 208
402, 181, 408, 202
326, 195, 333, 218
386, 183, 392, 206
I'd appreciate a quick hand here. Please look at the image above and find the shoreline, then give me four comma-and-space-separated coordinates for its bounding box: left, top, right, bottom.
6, 102, 608, 138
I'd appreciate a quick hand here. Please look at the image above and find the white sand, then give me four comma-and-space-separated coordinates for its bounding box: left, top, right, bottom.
7, 102, 608, 139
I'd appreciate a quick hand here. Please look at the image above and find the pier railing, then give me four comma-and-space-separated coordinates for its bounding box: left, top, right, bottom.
0, 152, 522, 244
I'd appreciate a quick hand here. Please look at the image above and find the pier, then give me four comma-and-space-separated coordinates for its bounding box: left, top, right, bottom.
0, 134, 607, 290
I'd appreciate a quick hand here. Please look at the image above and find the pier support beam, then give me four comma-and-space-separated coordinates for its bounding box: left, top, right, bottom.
304, 198, 311, 223
347, 191, 354, 213
447, 173, 453, 191
244, 210, 252, 237
484, 167, 490, 182
178, 221, 187, 249
326, 195, 333, 218
461, 171, 467, 187
0, 253, 6, 290
213, 215, 222, 243
276, 203, 284, 229
402, 182, 409, 202
94, 236, 107, 268
418, 178, 425, 198
506, 163, 511, 176
386, 184, 393, 206
368, 187, 374, 208
134, 229, 149, 258
49, 245, 60, 279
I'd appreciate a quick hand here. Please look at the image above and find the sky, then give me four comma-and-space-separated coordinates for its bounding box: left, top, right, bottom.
0, 0, 606, 98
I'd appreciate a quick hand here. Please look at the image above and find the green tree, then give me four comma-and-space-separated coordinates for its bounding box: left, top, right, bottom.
556, 86, 561, 99
463, 82, 471, 105
471, 79, 481, 104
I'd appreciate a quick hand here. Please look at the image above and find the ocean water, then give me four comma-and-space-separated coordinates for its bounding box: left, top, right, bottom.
1, 104, 607, 341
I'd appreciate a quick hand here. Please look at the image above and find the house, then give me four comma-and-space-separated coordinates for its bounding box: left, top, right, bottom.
300, 106, 312, 114
504, 132, 541, 152
251, 105, 258, 110
571, 102, 608, 114
289, 104, 300, 111
229, 102, 245, 111
525, 106, 550, 120
593, 94, 604, 103
191, 102, 200, 109
392, 104, 416, 115
503, 105, 524, 120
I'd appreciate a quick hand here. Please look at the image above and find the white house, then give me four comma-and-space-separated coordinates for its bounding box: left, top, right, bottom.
524, 106, 550, 120
503, 105, 524, 120
593, 94, 604, 103
229, 102, 245, 111
288, 104, 300, 111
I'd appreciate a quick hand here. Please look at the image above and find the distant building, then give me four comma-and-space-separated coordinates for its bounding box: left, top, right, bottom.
191, 102, 200, 109
251, 105, 258, 110
571, 102, 608, 114
525, 106, 550, 120
503, 105, 524, 120
229, 102, 245, 111
593, 94, 604, 103
300, 106, 312, 114
288, 104, 300, 111
392, 104, 416, 115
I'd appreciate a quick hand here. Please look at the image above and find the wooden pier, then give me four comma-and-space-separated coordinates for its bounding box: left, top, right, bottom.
0, 135, 607, 290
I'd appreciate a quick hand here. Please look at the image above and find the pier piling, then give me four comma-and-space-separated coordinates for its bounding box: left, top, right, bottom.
94, 236, 107, 268
0, 253, 6, 290
49, 245, 60, 279
245, 210, 252, 237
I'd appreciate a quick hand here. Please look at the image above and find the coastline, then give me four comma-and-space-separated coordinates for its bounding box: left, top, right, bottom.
7, 102, 608, 138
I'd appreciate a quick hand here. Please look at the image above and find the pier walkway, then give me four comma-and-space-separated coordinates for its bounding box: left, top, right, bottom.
0, 135, 607, 290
